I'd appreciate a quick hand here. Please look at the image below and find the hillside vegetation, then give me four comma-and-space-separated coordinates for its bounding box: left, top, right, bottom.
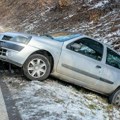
0, 0, 120, 50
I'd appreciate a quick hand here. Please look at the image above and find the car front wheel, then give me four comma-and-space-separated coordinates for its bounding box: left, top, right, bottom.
109, 88, 120, 106
23, 54, 51, 81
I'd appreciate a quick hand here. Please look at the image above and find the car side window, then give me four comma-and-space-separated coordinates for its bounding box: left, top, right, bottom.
67, 38, 103, 61
106, 48, 120, 69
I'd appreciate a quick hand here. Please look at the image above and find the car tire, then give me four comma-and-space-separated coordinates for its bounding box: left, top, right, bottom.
23, 54, 51, 81
109, 88, 120, 106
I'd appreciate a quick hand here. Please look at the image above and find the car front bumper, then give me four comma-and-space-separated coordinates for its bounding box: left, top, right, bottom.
0, 45, 39, 67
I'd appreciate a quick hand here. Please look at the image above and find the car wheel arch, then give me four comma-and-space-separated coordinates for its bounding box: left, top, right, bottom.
23, 49, 54, 73
113, 86, 120, 94
109, 85, 120, 104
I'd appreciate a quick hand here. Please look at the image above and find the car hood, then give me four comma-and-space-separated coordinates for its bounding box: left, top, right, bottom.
29, 35, 64, 49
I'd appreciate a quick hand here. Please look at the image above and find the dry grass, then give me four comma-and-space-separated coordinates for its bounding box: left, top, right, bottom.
58, 0, 72, 8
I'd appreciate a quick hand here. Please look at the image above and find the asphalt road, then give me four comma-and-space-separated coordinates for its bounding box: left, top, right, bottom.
0, 86, 9, 120
0, 79, 22, 120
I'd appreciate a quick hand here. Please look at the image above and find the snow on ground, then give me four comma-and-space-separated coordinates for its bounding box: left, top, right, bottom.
91, 0, 109, 9
1, 73, 120, 120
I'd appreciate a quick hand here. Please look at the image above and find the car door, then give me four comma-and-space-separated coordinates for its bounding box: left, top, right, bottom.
98, 47, 120, 93
57, 37, 104, 89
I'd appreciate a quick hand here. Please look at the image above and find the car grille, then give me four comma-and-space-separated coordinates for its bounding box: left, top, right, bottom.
0, 48, 7, 56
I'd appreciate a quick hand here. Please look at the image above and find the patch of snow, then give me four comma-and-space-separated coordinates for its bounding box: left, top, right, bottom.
25, 24, 35, 31
41, 6, 53, 16
64, 14, 75, 20
92, 0, 109, 9
107, 30, 120, 37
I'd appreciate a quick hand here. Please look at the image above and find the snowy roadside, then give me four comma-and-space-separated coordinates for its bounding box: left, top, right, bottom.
1, 73, 120, 120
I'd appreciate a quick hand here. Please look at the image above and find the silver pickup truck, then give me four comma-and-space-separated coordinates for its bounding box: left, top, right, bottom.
0, 32, 120, 106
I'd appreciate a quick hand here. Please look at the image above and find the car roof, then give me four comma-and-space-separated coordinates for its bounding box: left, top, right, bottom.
44, 32, 83, 42
0, 32, 30, 38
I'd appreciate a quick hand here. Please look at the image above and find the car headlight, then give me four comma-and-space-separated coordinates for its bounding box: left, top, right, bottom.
10, 36, 32, 44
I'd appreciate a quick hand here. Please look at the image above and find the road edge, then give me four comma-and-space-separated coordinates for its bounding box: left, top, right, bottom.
0, 80, 22, 120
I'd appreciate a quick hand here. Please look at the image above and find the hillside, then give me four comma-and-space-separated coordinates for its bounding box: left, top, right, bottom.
0, 0, 120, 50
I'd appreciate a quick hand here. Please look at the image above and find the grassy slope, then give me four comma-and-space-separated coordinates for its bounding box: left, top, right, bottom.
0, 0, 119, 48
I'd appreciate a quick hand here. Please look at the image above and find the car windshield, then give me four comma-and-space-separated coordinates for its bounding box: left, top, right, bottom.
45, 32, 81, 42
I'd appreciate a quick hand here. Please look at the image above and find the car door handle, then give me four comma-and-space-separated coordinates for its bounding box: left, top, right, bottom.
96, 65, 101, 69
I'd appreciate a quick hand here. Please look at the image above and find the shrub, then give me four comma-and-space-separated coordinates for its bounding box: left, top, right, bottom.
58, 0, 72, 8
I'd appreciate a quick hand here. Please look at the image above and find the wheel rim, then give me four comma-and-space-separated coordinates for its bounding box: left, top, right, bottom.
27, 58, 47, 78
114, 92, 120, 106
